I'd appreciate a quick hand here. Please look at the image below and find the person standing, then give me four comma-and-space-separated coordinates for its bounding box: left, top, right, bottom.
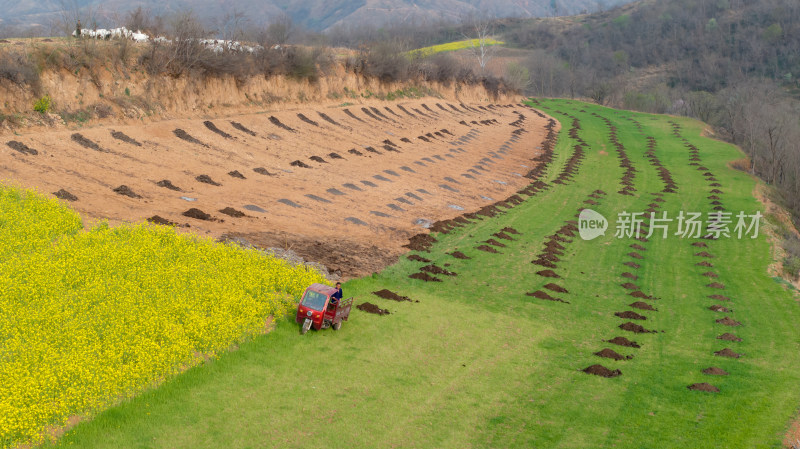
330, 282, 343, 305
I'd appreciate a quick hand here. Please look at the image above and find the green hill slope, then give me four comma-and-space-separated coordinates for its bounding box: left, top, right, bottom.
11, 100, 800, 449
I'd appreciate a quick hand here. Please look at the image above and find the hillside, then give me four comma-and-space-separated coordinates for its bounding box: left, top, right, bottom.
8, 99, 799, 449
0, 0, 635, 32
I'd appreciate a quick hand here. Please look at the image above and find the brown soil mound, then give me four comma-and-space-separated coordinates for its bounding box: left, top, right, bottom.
702, 367, 729, 375
407, 254, 431, 263
708, 294, 730, 301
113, 185, 141, 198
196, 174, 221, 186
709, 305, 730, 312
477, 245, 499, 253
594, 348, 632, 360
692, 242, 708, 247
623, 262, 641, 269
421, 264, 457, 276
536, 270, 560, 278
627, 252, 644, 259
53, 189, 77, 201
156, 180, 182, 191
183, 208, 213, 221
695, 251, 714, 258
228, 170, 246, 179
701, 271, 718, 278
372, 289, 412, 302
148, 215, 177, 226
220, 207, 246, 218
688, 383, 719, 392
357, 302, 390, 315
716, 316, 741, 326
448, 251, 470, 260
706, 282, 725, 289
621, 282, 639, 290
630, 244, 646, 251
544, 283, 568, 293
606, 336, 641, 348
582, 364, 622, 378
619, 322, 655, 333
501, 227, 520, 235
718, 333, 742, 342
696, 261, 714, 267
409, 272, 442, 282
629, 301, 656, 311
615, 311, 647, 320
526, 290, 568, 303
621, 272, 638, 280
714, 348, 741, 358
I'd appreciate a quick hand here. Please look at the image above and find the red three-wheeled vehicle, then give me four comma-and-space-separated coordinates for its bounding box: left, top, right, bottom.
296, 283, 353, 334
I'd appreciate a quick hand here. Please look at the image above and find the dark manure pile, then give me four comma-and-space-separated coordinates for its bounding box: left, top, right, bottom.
582, 364, 621, 378
619, 322, 656, 333
409, 272, 442, 282
605, 336, 641, 348
156, 180, 181, 191
420, 264, 457, 276
688, 383, 719, 392
183, 208, 213, 221
7, 140, 38, 155
53, 189, 78, 201
357, 302, 390, 315
173, 129, 208, 147
230, 121, 257, 136
219, 207, 246, 218
372, 289, 413, 302
71, 133, 104, 152
594, 348, 632, 360
269, 116, 296, 132
204, 121, 233, 139
113, 185, 141, 198
448, 251, 470, 259
615, 311, 647, 320
148, 215, 178, 226
526, 290, 568, 303
196, 174, 221, 186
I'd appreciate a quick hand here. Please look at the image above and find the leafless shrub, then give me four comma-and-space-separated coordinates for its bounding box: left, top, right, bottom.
0, 50, 40, 89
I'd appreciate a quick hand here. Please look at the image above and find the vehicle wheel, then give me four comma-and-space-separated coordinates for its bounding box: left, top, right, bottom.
301, 320, 312, 334
333, 321, 342, 331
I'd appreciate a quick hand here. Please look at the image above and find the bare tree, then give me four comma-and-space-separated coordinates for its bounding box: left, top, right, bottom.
264, 14, 293, 46
218, 9, 249, 41
57, 0, 98, 37
461, 13, 497, 74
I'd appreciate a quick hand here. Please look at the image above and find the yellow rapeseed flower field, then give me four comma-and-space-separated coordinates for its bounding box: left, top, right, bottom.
0, 185, 328, 448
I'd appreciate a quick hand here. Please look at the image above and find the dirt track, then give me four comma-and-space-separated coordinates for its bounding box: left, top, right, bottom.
1, 99, 551, 277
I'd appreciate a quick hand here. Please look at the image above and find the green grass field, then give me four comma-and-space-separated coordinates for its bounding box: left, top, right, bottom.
15, 99, 800, 448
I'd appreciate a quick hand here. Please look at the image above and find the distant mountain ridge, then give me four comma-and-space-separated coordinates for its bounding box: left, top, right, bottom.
0, 0, 634, 32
